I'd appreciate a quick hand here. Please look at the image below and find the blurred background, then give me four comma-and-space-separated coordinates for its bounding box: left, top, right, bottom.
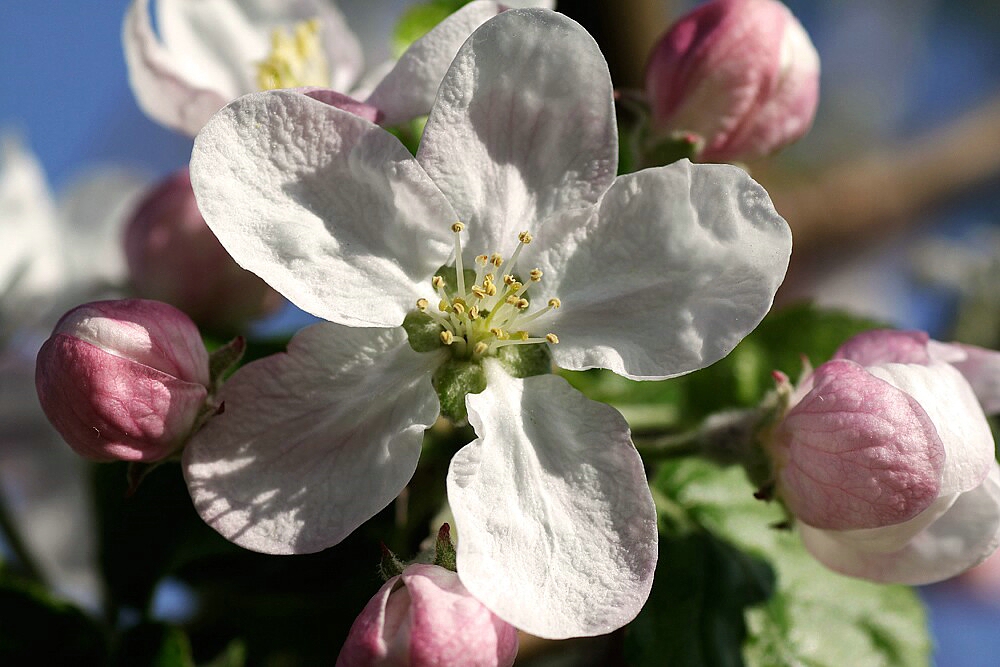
3, 1, 1000, 664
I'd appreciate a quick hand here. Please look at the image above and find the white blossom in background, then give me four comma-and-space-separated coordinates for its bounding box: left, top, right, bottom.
124, 0, 525, 134
0, 136, 147, 612
184, 9, 791, 638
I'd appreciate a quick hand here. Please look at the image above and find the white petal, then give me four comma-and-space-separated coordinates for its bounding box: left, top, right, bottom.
183, 323, 444, 554
191, 90, 456, 328
530, 161, 791, 379
867, 362, 994, 496
447, 362, 657, 638
800, 464, 1000, 585
417, 9, 617, 252
123, 0, 232, 136
365, 2, 504, 127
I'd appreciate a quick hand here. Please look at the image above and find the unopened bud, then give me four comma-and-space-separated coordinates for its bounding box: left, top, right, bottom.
336, 564, 518, 667
35, 299, 211, 462
124, 168, 282, 334
644, 0, 819, 163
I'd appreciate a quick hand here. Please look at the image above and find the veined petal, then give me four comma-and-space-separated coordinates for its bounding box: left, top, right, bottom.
191, 90, 456, 328
530, 161, 790, 379
800, 465, 1000, 585
417, 9, 617, 251
867, 362, 994, 497
183, 323, 444, 554
447, 362, 657, 638
775, 360, 944, 531
123, 0, 233, 136
365, 2, 505, 128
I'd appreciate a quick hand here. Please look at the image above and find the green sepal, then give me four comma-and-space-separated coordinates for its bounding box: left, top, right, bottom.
496, 342, 552, 378
433, 359, 486, 423
432, 264, 477, 296
379, 543, 407, 582
208, 335, 246, 393
402, 310, 443, 352
432, 523, 457, 572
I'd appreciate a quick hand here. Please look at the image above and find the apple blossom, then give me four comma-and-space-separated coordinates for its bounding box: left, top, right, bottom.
644, 0, 820, 163
124, 168, 282, 333
767, 329, 1000, 584
183, 9, 791, 637
336, 564, 518, 667
123, 0, 514, 135
35, 299, 212, 463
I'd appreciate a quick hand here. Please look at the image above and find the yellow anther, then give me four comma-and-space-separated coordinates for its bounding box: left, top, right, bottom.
415, 298, 429, 311
475, 254, 489, 266
490, 254, 504, 267
515, 298, 529, 310
472, 341, 489, 356
529, 268, 543, 282
548, 297, 561, 309
518, 231, 533, 244
438, 299, 450, 312
256, 18, 330, 90
469, 306, 480, 319
486, 283, 497, 296
545, 333, 559, 344
490, 327, 505, 339
452, 302, 465, 315
503, 274, 517, 286
440, 330, 454, 345
471, 286, 486, 299
505, 296, 519, 306
511, 281, 524, 292
451, 222, 466, 233
515, 331, 529, 341
432, 275, 445, 289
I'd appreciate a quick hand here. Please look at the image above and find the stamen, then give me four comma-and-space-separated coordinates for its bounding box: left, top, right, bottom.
503, 274, 517, 286
490, 254, 503, 268
440, 330, 454, 345
438, 299, 450, 312
415, 298, 429, 311
545, 333, 559, 344
548, 298, 561, 309
471, 286, 487, 299
451, 223, 467, 297
529, 268, 543, 282
469, 306, 480, 319
432, 276, 446, 290
256, 18, 330, 90
472, 341, 489, 356
518, 231, 533, 244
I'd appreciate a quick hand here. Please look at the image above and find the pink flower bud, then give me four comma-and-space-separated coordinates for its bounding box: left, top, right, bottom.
337, 564, 518, 667
644, 0, 819, 163
767, 329, 1000, 584
123, 169, 282, 333
35, 299, 211, 462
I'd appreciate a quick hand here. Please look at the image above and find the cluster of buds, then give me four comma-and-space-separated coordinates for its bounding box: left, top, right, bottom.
641, 0, 820, 164
763, 330, 1000, 583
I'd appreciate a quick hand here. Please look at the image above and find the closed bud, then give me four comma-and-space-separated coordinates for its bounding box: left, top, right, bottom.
35, 299, 211, 462
336, 564, 518, 667
124, 168, 282, 334
644, 0, 819, 163
765, 329, 1000, 584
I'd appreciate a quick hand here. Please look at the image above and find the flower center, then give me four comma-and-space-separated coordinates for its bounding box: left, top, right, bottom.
413, 222, 560, 361
403, 223, 561, 422
256, 18, 330, 90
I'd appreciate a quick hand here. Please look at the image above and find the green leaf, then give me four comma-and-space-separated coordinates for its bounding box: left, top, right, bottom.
0, 576, 108, 666
652, 459, 931, 667
626, 531, 774, 667
109, 622, 194, 667
391, 0, 470, 57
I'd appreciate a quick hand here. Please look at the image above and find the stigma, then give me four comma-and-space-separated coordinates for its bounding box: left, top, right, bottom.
256, 18, 330, 90
416, 224, 561, 361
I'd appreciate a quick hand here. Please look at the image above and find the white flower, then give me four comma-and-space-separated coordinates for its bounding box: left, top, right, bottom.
184, 9, 792, 638
123, 0, 516, 135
